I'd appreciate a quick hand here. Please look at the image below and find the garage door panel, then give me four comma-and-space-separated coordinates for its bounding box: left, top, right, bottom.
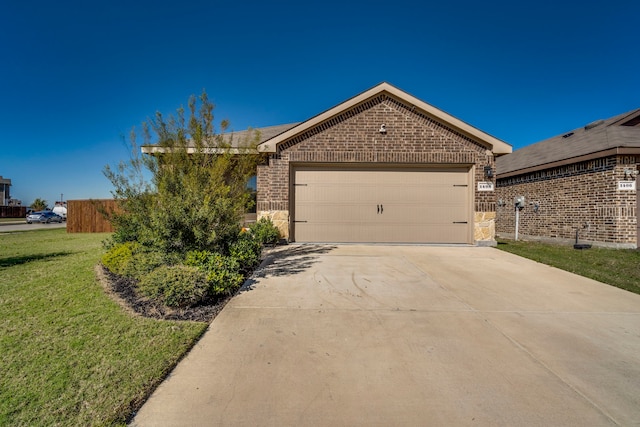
293, 167, 471, 243
296, 202, 378, 223
381, 206, 468, 224
296, 184, 379, 203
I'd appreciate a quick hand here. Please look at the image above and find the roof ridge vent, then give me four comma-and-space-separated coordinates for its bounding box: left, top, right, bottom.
562, 132, 574, 138
584, 119, 604, 130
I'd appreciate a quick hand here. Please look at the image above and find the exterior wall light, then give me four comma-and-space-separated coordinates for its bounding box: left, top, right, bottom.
624, 168, 638, 179
378, 124, 387, 134
483, 165, 494, 178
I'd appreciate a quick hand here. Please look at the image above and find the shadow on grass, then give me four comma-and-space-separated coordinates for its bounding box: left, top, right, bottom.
240, 244, 336, 292
0, 251, 73, 268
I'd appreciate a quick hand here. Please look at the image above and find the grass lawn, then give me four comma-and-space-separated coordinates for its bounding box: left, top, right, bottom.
0, 218, 23, 223
0, 228, 208, 426
496, 239, 640, 295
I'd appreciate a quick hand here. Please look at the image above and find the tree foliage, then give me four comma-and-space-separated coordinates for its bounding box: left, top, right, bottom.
103, 92, 262, 255
31, 198, 48, 211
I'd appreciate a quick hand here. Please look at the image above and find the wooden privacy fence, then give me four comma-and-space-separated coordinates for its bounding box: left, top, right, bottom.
67, 199, 118, 233
0, 206, 26, 218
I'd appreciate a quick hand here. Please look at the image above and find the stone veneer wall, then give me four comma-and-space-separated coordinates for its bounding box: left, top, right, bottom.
496, 155, 638, 248
257, 94, 498, 243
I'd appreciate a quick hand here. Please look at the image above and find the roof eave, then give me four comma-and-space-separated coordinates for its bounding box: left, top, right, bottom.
497, 147, 640, 178
141, 146, 258, 155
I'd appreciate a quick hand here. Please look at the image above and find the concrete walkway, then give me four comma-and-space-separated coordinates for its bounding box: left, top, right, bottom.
132, 245, 640, 426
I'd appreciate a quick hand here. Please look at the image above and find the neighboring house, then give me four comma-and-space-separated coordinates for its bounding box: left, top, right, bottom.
496, 108, 640, 248
256, 82, 511, 244
0, 176, 11, 206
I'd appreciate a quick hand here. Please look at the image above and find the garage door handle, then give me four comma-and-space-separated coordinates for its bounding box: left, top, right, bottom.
377, 204, 380, 214
453, 221, 468, 224
380, 204, 383, 213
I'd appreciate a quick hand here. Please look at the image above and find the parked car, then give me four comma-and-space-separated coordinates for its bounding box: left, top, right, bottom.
26, 211, 64, 224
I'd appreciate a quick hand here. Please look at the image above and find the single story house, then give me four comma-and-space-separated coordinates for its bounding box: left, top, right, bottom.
495, 108, 640, 248
255, 82, 511, 244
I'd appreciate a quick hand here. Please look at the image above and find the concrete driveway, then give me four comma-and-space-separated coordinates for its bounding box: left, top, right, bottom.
132, 245, 640, 426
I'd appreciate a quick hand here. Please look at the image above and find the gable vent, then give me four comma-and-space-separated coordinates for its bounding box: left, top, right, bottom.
621, 115, 640, 127
584, 119, 604, 130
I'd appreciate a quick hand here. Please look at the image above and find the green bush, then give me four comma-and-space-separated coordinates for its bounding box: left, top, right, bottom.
137, 265, 209, 308
101, 242, 141, 276
185, 250, 244, 296
229, 233, 262, 272
249, 217, 281, 245
128, 250, 170, 280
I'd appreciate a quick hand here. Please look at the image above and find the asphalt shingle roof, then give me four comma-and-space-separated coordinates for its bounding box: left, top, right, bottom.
496, 108, 640, 176
222, 123, 300, 147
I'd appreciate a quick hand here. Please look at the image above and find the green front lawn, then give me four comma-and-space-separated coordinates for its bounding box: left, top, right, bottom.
0, 218, 23, 223
496, 239, 640, 295
0, 228, 208, 426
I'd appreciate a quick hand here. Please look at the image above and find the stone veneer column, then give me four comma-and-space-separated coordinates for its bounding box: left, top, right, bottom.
474, 212, 496, 246
257, 210, 290, 240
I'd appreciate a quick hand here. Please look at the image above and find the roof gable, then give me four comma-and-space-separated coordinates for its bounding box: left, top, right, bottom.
497, 108, 640, 176
257, 82, 511, 155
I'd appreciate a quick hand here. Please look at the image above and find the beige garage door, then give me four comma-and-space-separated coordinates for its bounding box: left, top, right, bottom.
293, 166, 472, 243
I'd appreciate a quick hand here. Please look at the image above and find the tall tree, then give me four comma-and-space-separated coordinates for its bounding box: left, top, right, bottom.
103, 92, 261, 255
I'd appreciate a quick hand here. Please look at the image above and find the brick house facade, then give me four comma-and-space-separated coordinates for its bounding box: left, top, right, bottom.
256, 83, 511, 244
496, 109, 640, 248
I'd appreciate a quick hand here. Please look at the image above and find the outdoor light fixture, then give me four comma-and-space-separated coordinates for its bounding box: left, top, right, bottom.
483, 165, 494, 178
624, 168, 638, 179
378, 124, 387, 134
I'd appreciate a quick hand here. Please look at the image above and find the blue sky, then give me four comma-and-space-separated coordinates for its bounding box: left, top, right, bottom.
1, 0, 638, 207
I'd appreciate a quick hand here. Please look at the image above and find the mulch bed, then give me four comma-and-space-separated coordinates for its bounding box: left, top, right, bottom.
95, 265, 233, 322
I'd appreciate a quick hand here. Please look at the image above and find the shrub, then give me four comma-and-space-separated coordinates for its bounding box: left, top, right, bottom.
229, 233, 262, 272
137, 265, 209, 308
103, 92, 261, 255
128, 250, 169, 281
101, 242, 141, 276
185, 250, 244, 296
249, 217, 281, 245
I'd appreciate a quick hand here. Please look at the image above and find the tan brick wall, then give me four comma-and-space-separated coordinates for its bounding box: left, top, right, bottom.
257, 94, 497, 242
496, 155, 638, 247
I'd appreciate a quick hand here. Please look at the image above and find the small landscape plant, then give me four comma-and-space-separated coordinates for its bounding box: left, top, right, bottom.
229, 231, 263, 272
185, 250, 245, 296
101, 241, 141, 276
138, 265, 209, 308
249, 217, 281, 245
